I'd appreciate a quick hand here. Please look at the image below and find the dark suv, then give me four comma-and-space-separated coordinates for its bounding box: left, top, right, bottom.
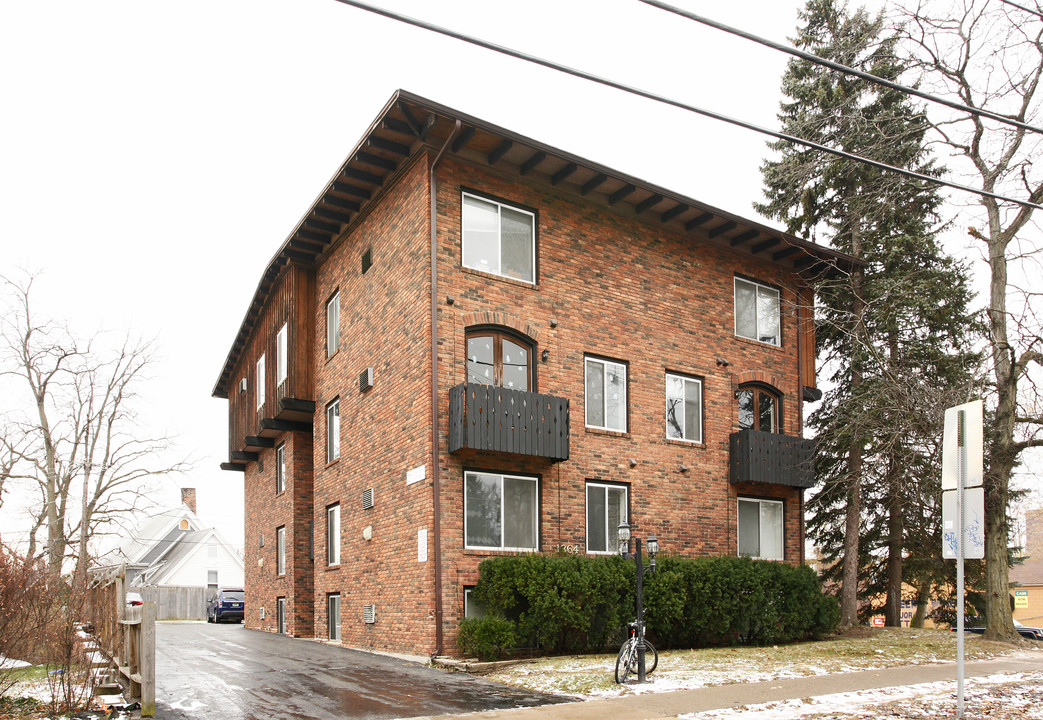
207, 588, 245, 623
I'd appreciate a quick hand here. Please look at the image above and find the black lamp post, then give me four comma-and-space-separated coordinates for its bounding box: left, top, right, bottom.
618, 520, 658, 683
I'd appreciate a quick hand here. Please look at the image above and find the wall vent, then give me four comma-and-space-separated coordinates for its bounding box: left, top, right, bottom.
363, 604, 376, 624
359, 367, 374, 393
362, 488, 374, 510
259, 607, 266, 620
239, 377, 247, 394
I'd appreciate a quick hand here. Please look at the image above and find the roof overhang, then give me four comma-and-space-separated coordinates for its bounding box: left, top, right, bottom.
213, 89, 860, 398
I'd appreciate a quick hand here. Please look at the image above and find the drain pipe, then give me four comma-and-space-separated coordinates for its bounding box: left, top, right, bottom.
430, 119, 460, 658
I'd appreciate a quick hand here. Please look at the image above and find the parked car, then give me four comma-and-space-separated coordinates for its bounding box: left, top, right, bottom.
952, 616, 1043, 640
207, 588, 245, 623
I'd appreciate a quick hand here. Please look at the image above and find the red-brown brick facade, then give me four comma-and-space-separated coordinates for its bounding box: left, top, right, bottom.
217, 94, 839, 658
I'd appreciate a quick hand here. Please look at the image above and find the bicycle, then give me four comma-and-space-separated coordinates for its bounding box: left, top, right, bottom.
614, 621, 658, 684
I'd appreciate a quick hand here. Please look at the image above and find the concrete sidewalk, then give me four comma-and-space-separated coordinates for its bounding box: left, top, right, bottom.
405, 650, 1042, 720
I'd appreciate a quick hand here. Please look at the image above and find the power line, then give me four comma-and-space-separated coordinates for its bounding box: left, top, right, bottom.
639, 0, 1043, 136
332, 0, 1043, 211
999, 0, 1043, 20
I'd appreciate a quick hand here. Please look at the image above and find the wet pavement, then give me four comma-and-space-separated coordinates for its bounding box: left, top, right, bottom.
156, 622, 569, 720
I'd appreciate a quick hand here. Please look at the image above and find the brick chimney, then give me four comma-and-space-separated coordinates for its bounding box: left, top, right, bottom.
181, 488, 197, 514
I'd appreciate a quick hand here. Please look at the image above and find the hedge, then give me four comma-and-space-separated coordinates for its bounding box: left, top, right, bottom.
463, 554, 838, 658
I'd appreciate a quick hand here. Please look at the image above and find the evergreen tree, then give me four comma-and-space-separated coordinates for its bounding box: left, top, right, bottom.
756, 0, 982, 626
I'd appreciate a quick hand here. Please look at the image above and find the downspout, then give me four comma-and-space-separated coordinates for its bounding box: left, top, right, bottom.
430, 120, 460, 658
796, 287, 805, 566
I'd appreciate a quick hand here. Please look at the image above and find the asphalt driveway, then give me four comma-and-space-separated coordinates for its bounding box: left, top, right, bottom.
156, 622, 569, 720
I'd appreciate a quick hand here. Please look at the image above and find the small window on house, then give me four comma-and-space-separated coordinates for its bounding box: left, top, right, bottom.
276, 526, 286, 575
466, 329, 532, 391
328, 593, 341, 641
207, 570, 218, 588
275, 443, 286, 494
464, 588, 486, 619
327, 292, 340, 358
256, 354, 266, 410
586, 482, 628, 554
327, 504, 341, 566
326, 399, 340, 462
179, 519, 190, 531
735, 277, 781, 346
666, 373, 703, 443
464, 471, 538, 551
462, 192, 536, 283
277, 324, 288, 385
361, 247, 372, 274
737, 384, 781, 433
585, 357, 627, 432
738, 497, 784, 561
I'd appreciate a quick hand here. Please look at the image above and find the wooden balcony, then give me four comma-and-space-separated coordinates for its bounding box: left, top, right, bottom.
449, 383, 569, 463
729, 428, 816, 488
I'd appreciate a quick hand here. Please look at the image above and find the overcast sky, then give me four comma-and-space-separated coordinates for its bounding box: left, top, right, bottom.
1, 0, 1036, 550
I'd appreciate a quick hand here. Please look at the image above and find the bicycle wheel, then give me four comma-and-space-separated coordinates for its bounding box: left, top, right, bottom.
614, 641, 635, 684
642, 640, 658, 675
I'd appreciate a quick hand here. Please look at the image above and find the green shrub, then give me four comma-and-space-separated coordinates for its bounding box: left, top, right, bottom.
457, 615, 517, 660
463, 554, 840, 655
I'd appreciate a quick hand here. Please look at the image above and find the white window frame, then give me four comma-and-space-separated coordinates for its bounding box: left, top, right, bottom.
327, 292, 340, 358
207, 570, 218, 588
461, 192, 536, 283
275, 443, 286, 494
463, 471, 539, 551
327, 503, 341, 566
734, 277, 781, 347
665, 372, 704, 443
326, 398, 340, 463
585, 482, 628, 555
276, 597, 286, 634
737, 497, 784, 561
256, 354, 266, 410
276, 526, 286, 575
464, 588, 486, 619
584, 357, 628, 432
277, 323, 288, 385
328, 593, 341, 641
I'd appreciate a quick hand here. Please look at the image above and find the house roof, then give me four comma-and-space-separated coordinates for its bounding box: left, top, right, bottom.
117, 503, 203, 565
213, 89, 861, 398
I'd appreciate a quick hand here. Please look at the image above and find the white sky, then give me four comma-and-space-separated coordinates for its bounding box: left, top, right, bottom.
0, 0, 1037, 551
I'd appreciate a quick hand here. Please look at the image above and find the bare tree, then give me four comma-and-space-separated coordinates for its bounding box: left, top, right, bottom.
0, 272, 187, 582
900, 0, 1043, 641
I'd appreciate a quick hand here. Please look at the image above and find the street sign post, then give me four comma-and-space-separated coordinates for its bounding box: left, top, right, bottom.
941, 399, 983, 720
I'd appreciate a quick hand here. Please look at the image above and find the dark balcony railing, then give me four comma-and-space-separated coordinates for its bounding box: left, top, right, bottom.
729, 428, 816, 488
449, 383, 569, 462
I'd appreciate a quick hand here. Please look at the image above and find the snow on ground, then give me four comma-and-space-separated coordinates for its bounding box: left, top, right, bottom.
680, 671, 1043, 720
0, 656, 30, 670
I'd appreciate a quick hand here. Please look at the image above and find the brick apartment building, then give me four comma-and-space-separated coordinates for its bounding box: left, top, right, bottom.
213, 90, 856, 657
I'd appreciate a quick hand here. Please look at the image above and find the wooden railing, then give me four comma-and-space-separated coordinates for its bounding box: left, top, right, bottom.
729, 428, 816, 488
449, 383, 569, 462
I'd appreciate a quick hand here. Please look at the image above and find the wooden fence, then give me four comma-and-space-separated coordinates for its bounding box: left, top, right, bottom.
139, 586, 209, 620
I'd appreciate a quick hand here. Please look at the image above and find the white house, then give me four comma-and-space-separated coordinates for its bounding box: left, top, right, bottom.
116, 488, 244, 590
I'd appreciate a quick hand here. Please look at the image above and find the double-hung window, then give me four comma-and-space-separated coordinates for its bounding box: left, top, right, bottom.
275, 443, 286, 494
256, 354, 266, 410
326, 399, 340, 462
276, 526, 286, 575
462, 193, 535, 283
585, 357, 627, 432
327, 292, 340, 357
586, 482, 628, 554
734, 277, 781, 346
737, 497, 783, 561
277, 324, 288, 385
326, 504, 340, 566
464, 471, 538, 551
666, 373, 703, 443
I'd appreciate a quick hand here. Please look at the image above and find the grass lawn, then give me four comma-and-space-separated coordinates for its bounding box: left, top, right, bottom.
480, 627, 1034, 698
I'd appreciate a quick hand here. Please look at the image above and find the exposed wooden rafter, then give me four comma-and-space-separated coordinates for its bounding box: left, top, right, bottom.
661, 204, 687, 223
488, 139, 513, 165
451, 126, 476, 153
331, 182, 370, 201
368, 135, 410, 156
685, 213, 713, 230
552, 163, 577, 185
730, 229, 759, 246
356, 151, 396, 172
245, 436, 276, 448
609, 183, 636, 205
708, 221, 737, 239
520, 151, 546, 175
636, 193, 663, 215
582, 173, 608, 195
752, 237, 781, 254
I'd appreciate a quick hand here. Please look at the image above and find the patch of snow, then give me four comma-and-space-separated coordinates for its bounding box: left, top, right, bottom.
0, 655, 30, 670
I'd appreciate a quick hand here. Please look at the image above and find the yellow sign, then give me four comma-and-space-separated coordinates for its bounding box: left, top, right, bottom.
1015, 590, 1029, 608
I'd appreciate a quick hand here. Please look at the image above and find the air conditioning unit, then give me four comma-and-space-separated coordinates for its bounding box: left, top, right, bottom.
359, 367, 374, 393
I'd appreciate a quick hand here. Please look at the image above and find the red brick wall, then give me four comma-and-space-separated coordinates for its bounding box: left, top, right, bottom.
431, 156, 808, 651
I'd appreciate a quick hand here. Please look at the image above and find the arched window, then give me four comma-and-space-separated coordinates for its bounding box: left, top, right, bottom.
466, 328, 533, 392
737, 384, 781, 433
